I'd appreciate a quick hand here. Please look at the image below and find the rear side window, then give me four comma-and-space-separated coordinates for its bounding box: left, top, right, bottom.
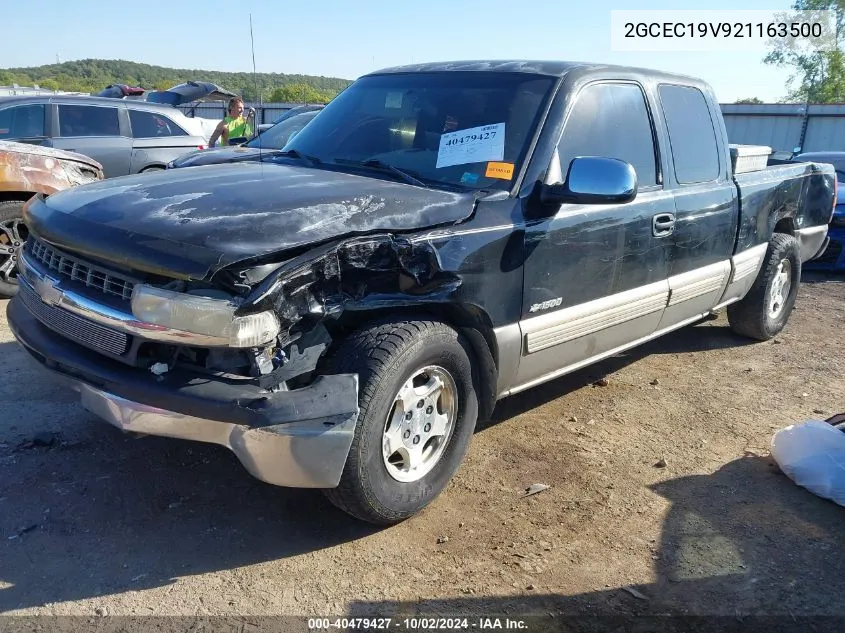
58, 104, 121, 137
557, 82, 657, 185
658, 84, 720, 183
129, 109, 187, 138
0, 104, 45, 139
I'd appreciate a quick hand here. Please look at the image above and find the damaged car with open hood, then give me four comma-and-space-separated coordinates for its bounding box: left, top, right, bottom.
6, 61, 836, 524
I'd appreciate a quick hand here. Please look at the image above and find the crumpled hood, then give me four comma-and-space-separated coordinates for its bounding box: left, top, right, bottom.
170, 146, 262, 169
24, 161, 476, 280
0, 139, 102, 170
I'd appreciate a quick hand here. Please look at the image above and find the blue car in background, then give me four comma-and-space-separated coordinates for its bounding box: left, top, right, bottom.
794, 151, 845, 271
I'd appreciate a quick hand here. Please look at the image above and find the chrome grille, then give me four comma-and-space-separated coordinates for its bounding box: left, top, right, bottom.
19, 280, 130, 356
28, 238, 137, 301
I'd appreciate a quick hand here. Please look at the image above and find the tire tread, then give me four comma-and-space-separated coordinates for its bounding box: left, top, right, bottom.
727, 233, 800, 341
323, 318, 467, 524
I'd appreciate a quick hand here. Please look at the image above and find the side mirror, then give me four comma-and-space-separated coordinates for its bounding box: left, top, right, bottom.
540, 156, 637, 205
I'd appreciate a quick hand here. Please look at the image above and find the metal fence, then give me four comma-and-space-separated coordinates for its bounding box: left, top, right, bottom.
175, 102, 314, 126
721, 103, 845, 154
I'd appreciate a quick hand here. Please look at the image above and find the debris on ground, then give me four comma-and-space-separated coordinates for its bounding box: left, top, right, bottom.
593, 378, 609, 387
8, 524, 38, 540
654, 457, 667, 468
437, 536, 450, 544
622, 586, 649, 601
771, 419, 845, 506
522, 483, 551, 498
18, 432, 59, 449
650, 379, 660, 386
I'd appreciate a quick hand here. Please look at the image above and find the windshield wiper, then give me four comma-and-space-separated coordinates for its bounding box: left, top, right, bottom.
333, 158, 426, 187
270, 149, 322, 167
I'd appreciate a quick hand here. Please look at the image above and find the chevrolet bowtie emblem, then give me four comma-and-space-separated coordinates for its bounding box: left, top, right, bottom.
34, 275, 62, 307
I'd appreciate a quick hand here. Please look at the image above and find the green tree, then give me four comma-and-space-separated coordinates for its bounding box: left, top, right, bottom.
763, 0, 845, 102
269, 82, 335, 103
735, 97, 764, 103
0, 59, 351, 97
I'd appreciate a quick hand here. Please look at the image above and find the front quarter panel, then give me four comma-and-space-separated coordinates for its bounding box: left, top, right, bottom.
0, 149, 73, 196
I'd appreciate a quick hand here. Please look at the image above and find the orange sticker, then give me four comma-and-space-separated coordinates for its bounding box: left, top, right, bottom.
485, 161, 514, 180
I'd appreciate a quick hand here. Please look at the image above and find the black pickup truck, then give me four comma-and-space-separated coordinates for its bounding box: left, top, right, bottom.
7, 61, 836, 524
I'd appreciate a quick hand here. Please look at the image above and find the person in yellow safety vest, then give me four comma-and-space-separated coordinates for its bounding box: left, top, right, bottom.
209, 97, 255, 147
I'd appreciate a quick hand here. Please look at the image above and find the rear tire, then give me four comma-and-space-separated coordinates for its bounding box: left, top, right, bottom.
323, 318, 479, 525
727, 233, 800, 341
0, 200, 28, 299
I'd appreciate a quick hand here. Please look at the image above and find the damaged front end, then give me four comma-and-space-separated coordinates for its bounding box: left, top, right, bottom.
131, 232, 460, 393
8, 229, 459, 488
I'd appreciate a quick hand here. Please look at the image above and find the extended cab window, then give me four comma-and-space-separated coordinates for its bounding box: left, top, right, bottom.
658, 84, 720, 184
129, 109, 187, 138
0, 104, 45, 139
557, 83, 657, 186
58, 104, 120, 137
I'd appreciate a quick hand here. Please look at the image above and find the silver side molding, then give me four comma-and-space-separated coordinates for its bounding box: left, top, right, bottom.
667, 261, 731, 307
521, 280, 669, 354
658, 260, 731, 331
502, 310, 714, 397
714, 243, 769, 308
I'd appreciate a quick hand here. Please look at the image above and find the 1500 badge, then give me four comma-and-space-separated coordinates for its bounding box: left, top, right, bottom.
529, 297, 563, 312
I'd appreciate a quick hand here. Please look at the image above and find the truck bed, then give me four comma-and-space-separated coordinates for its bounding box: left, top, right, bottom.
733, 159, 835, 256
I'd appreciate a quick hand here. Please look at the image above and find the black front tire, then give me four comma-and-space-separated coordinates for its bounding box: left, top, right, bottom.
0, 200, 28, 299
727, 233, 801, 341
323, 318, 479, 525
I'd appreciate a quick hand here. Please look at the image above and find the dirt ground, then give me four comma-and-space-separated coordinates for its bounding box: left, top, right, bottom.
1, 272, 845, 622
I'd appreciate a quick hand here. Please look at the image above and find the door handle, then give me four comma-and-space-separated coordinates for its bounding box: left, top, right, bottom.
652, 213, 675, 237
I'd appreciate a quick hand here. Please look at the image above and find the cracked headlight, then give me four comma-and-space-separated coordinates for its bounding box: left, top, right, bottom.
131, 285, 280, 348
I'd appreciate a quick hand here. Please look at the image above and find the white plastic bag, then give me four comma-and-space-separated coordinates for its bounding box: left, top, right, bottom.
770, 419, 845, 507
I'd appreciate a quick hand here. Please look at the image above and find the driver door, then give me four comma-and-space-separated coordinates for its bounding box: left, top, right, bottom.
514, 80, 674, 389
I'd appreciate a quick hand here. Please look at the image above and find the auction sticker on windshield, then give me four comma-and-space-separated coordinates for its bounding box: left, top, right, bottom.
485, 161, 514, 180
437, 122, 505, 168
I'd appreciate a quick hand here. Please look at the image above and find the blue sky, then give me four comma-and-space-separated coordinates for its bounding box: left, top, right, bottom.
0, 0, 798, 103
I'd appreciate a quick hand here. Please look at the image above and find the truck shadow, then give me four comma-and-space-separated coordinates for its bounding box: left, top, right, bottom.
346, 455, 845, 620
802, 269, 844, 284
486, 317, 752, 428
0, 313, 805, 612
0, 343, 380, 612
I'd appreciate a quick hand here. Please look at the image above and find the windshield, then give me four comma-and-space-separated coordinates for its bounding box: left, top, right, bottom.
279, 71, 555, 190
247, 112, 318, 150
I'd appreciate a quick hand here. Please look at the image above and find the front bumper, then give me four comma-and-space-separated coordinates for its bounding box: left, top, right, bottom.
6, 296, 360, 488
